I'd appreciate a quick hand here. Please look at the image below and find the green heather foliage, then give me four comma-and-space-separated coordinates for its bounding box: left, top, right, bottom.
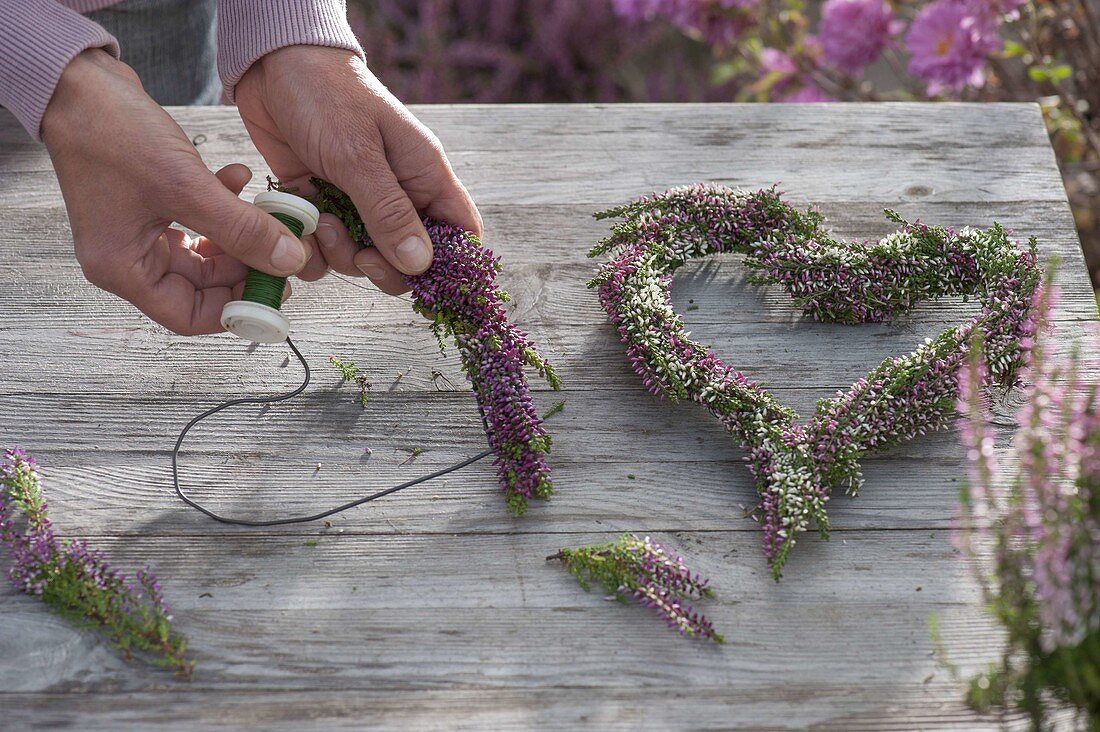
0, 448, 192, 676
550, 533, 723, 643
590, 183, 1041, 577
329, 355, 372, 407
954, 284, 1099, 728
277, 179, 561, 514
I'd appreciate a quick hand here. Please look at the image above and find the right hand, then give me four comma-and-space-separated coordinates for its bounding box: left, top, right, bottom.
234, 45, 483, 296
40, 49, 327, 335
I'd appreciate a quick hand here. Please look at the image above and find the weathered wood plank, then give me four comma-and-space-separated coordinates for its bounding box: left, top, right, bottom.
0, 200, 1089, 265
0, 600, 1001, 690
0, 451, 1018, 537
0, 102, 1053, 152
0, 316, 1094, 398
0, 689, 1042, 731
0, 387, 1049, 538
0, 532, 1003, 696
0, 199, 1092, 333
0, 387, 1042, 463
0, 153, 1068, 208
0, 104, 1069, 205
0, 251, 1095, 328
0, 460, 985, 536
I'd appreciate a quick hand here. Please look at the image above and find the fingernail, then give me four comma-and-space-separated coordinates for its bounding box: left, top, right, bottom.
358, 263, 387, 281
395, 235, 432, 272
315, 223, 338, 250
271, 234, 308, 272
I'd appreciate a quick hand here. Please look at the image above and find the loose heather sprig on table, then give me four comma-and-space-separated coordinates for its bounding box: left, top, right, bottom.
590, 183, 1041, 577
0, 448, 192, 676
329, 355, 372, 407
548, 532, 724, 643
280, 179, 561, 515
953, 285, 1099, 727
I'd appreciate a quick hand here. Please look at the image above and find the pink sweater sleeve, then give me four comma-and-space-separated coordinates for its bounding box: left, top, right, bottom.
0, 0, 119, 140
217, 0, 364, 101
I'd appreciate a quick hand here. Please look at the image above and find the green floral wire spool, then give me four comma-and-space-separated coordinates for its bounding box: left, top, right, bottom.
239, 212, 305, 309
221, 191, 320, 343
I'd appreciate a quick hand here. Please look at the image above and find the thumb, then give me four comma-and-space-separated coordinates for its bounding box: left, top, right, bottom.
338, 165, 433, 275
172, 165, 311, 276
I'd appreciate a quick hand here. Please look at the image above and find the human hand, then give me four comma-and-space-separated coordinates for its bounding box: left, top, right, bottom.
41, 49, 324, 335
234, 45, 482, 296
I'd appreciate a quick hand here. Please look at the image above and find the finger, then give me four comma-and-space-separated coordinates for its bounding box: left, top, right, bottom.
215, 163, 253, 195
276, 173, 318, 197
109, 232, 234, 335
173, 162, 312, 277
295, 233, 329, 282
424, 182, 483, 238
336, 163, 433, 276
139, 276, 285, 335
145, 277, 238, 335
185, 166, 249, 260
163, 227, 190, 248
190, 235, 224, 257
353, 246, 411, 296
166, 231, 249, 288
314, 213, 367, 277
374, 112, 481, 236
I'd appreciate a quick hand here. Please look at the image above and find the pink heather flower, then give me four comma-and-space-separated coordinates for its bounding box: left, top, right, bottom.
956, 285, 1100, 722
590, 183, 1041, 577
819, 0, 895, 72
964, 0, 1027, 20
299, 180, 561, 515
760, 47, 797, 75
803, 33, 825, 62
610, 0, 666, 22
684, 0, 759, 46
612, 0, 758, 45
782, 84, 836, 102
551, 533, 723, 643
905, 0, 1001, 95
1, 448, 191, 674
759, 47, 798, 93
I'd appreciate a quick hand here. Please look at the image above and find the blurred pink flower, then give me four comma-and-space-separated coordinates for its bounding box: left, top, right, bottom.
759, 47, 798, 93
905, 0, 1000, 95
819, 0, 895, 72
760, 47, 798, 75
685, 0, 759, 46
964, 0, 1027, 20
612, 0, 758, 46
611, 0, 666, 21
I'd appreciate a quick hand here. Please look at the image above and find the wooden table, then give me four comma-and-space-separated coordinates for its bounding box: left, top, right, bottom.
1, 104, 1096, 730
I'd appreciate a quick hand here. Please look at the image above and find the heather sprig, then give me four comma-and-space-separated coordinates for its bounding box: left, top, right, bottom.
278, 179, 561, 515
590, 183, 1041, 578
954, 285, 1099, 727
329, 355, 372, 407
0, 448, 192, 676
549, 533, 723, 643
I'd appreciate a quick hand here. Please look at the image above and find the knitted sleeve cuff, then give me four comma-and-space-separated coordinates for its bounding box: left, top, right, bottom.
0, 0, 120, 140
216, 0, 364, 102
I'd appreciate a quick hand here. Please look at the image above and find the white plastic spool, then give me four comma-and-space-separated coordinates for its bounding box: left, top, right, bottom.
220, 190, 320, 344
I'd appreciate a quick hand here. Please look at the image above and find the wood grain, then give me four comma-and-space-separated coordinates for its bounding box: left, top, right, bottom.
0, 103, 1096, 730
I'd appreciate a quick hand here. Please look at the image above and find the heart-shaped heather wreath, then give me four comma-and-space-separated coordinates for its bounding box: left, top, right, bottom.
588, 184, 1042, 578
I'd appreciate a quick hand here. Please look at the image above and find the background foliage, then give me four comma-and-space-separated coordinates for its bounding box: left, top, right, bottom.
348, 0, 1100, 299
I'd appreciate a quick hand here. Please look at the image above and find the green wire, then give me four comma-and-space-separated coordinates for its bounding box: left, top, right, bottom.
240, 211, 304, 310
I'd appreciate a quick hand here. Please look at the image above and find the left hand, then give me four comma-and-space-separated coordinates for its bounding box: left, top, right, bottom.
234, 45, 483, 296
